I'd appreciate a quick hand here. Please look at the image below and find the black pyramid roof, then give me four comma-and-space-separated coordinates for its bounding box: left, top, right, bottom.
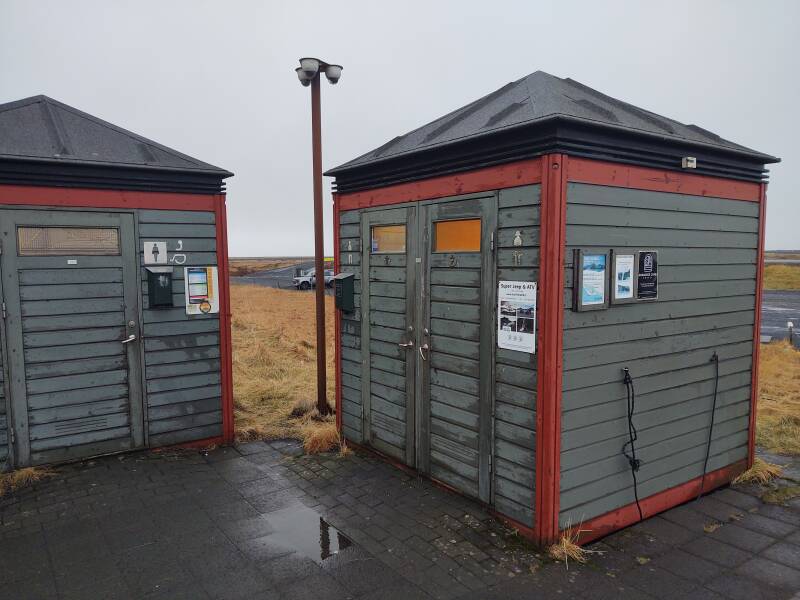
0, 95, 232, 193
328, 71, 778, 192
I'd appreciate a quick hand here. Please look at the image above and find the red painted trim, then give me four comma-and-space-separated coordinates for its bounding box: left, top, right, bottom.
333, 194, 343, 433
157, 435, 225, 451
572, 459, 747, 545
567, 158, 761, 202
337, 159, 543, 210
748, 183, 767, 467
0, 184, 217, 211
534, 154, 569, 546
215, 194, 235, 444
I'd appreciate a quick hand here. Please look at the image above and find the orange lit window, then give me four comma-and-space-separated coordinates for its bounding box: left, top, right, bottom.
371, 225, 406, 253
434, 219, 481, 252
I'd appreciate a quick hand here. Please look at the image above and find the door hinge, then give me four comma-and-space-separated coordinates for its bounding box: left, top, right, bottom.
1, 301, 6, 319
9, 428, 14, 445
490, 231, 495, 251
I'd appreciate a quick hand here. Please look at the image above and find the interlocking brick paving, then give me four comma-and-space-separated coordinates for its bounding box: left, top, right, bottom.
1, 442, 798, 599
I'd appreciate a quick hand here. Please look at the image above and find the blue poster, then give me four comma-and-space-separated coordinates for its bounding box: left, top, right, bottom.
581, 254, 607, 305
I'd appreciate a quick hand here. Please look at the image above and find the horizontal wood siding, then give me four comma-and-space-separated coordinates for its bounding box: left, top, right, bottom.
0, 338, 7, 464
493, 185, 540, 526
139, 210, 222, 446
559, 184, 758, 527
339, 210, 363, 443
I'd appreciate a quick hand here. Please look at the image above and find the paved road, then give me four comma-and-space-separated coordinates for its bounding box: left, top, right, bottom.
1, 442, 799, 599
762, 290, 800, 344
231, 261, 314, 290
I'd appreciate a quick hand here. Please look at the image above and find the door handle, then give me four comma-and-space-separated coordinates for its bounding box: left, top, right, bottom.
419, 343, 429, 361
121, 334, 137, 345
398, 341, 414, 349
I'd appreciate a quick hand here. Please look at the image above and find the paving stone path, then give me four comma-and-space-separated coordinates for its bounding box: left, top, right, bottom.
1, 441, 798, 599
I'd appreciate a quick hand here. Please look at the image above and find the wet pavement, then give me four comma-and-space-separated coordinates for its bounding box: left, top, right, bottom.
762, 290, 800, 345
1, 441, 799, 599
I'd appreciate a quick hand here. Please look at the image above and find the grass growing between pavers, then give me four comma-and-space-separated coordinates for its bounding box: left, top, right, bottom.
231, 284, 338, 450
763, 264, 800, 290
757, 341, 800, 456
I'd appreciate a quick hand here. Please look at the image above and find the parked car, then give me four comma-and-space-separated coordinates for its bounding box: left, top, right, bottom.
292, 268, 334, 290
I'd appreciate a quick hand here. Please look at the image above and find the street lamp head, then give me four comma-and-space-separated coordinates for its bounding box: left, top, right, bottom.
324, 64, 343, 84
299, 57, 320, 78
295, 67, 312, 87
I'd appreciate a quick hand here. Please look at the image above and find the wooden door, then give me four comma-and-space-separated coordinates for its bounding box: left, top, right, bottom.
417, 195, 497, 502
0, 209, 144, 466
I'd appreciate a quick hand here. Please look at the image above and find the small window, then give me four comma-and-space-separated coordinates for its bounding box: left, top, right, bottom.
434, 219, 480, 252
17, 227, 120, 256
371, 225, 406, 254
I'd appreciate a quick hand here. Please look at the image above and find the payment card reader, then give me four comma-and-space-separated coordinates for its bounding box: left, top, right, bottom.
184, 266, 220, 315
333, 272, 355, 313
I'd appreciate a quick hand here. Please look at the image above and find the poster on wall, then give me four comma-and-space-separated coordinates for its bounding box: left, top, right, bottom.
613, 252, 635, 303
637, 251, 658, 300
184, 266, 220, 315
581, 254, 607, 306
497, 281, 537, 354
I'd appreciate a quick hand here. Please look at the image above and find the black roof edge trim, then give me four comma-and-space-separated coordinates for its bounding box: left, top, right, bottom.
0, 153, 234, 178
329, 120, 772, 194
326, 114, 779, 177
0, 160, 228, 194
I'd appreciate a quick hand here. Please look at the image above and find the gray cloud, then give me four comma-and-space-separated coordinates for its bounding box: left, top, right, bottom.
2, 0, 796, 254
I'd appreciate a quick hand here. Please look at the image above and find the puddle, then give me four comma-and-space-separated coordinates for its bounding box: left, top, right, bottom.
263, 504, 352, 563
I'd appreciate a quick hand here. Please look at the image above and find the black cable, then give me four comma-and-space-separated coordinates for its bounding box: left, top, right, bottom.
621, 368, 644, 521
697, 352, 720, 501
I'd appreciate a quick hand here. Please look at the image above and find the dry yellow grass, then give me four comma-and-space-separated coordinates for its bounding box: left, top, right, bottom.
757, 341, 800, 455
231, 284, 335, 441
0, 467, 54, 497
763, 264, 800, 290
732, 458, 784, 485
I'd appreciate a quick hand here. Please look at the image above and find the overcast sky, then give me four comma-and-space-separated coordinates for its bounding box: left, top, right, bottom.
1, 0, 797, 255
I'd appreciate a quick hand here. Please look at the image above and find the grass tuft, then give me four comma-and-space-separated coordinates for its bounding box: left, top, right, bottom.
732, 458, 784, 485
0, 467, 55, 497
757, 341, 800, 456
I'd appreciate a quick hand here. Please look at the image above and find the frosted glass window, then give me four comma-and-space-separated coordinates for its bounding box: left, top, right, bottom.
17, 227, 120, 256
371, 225, 406, 254
434, 219, 481, 252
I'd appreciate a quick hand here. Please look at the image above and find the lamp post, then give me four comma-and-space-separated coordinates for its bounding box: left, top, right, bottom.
296, 58, 342, 416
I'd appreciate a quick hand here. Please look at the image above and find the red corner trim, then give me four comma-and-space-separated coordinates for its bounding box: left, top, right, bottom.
0, 184, 218, 211
215, 194, 235, 444
573, 459, 747, 545
333, 194, 343, 433
566, 158, 761, 202
749, 183, 767, 467
337, 159, 543, 211
534, 154, 568, 546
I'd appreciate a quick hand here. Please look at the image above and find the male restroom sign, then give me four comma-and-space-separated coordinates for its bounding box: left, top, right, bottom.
144, 241, 167, 265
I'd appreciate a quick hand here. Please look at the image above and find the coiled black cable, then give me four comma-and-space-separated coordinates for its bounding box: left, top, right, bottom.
697, 352, 720, 501
622, 368, 644, 521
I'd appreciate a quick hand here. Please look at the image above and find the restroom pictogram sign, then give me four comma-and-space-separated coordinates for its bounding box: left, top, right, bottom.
144, 241, 167, 265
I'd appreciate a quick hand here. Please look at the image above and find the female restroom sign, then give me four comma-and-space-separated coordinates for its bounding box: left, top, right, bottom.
498, 281, 537, 354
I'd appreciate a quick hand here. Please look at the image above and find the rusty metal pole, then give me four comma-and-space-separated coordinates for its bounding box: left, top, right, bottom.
310, 73, 330, 415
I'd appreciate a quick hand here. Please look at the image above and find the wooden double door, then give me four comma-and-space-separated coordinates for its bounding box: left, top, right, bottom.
359, 194, 497, 502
